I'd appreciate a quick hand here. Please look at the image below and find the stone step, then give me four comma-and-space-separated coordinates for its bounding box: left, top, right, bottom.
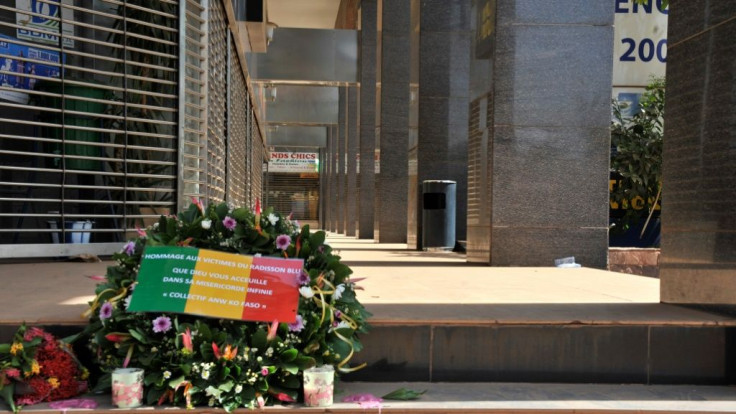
345, 314, 736, 385
9, 382, 736, 413
3, 305, 736, 386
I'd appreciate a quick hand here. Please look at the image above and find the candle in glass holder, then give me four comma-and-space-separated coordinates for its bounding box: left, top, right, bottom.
111, 368, 144, 408
303, 365, 334, 407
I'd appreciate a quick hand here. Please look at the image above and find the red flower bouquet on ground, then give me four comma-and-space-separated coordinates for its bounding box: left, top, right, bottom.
0, 325, 88, 412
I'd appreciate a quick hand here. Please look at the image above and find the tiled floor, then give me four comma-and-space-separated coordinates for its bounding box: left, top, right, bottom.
0, 234, 733, 327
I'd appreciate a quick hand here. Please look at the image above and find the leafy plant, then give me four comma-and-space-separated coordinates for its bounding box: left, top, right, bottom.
78, 201, 370, 410
610, 77, 665, 236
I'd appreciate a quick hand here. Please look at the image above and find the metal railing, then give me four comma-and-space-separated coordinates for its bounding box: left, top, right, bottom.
0, 0, 266, 258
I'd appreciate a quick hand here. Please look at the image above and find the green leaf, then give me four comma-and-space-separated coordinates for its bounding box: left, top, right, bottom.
382, 387, 427, 400
295, 355, 317, 370
205, 386, 222, 399
280, 375, 301, 389
310, 231, 325, 247
280, 348, 298, 362
146, 387, 166, 405
0, 383, 17, 413
128, 328, 149, 344
168, 375, 186, 389
144, 372, 160, 386
252, 329, 267, 350
280, 362, 299, 375
92, 372, 112, 393
218, 380, 234, 393
0, 344, 10, 354
215, 203, 230, 220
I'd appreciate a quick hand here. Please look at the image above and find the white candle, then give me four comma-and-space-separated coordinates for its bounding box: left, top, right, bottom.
303, 365, 334, 407
111, 368, 144, 408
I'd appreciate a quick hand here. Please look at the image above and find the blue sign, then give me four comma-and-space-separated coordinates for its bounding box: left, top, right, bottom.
0, 34, 61, 103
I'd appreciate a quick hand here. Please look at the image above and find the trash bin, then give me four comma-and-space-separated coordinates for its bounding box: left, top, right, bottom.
422, 180, 456, 250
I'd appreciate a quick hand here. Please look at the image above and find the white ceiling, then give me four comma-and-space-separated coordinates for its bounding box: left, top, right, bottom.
267, 0, 342, 29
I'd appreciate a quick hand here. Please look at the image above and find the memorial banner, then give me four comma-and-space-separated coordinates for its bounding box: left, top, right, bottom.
128, 246, 303, 323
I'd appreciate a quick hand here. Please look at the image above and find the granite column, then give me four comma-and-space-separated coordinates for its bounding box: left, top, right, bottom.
660, 1, 736, 304
358, 0, 377, 239
466, 0, 613, 268
375, 0, 411, 243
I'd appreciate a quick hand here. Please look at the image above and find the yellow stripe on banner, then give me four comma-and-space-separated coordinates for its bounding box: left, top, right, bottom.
184, 250, 253, 319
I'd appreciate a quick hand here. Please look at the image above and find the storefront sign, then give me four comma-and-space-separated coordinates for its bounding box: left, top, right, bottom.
268, 152, 319, 173
16, 0, 75, 48
0, 34, 60, 103
128, 246, 303, 323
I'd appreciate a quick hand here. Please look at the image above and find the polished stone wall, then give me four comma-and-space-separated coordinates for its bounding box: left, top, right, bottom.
660, 1, 736, 304
467, 0, 613, 267
337, 88, 346, 233
328, 125, 338, 232
375, 0, 411, 243
359, 0, 377, 239
346, 86, 359, 236
412, 0, 471, 249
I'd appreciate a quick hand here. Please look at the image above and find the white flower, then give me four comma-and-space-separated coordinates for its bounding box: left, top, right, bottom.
201, 370, 210, 380
163, 371, 171, 379
201, 219, 212, 229
299, 286, 314, 299
333, 284, 346, 301
255, 253, 262, 257
235, 384, 243, 394
267, 213, 279, 226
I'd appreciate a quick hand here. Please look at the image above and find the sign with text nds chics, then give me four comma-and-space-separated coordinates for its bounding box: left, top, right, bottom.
128, 247, 303, 323
268, 152, 319, 173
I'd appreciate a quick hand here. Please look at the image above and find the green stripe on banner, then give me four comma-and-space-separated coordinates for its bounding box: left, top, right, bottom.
127, 246, 199, 314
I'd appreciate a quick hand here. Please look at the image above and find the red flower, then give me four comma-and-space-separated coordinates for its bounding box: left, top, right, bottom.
105, 333, 131, 343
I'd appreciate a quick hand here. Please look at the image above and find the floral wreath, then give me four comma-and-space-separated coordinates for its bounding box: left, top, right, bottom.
80, 199, 370, 410
0, 325, 89, 412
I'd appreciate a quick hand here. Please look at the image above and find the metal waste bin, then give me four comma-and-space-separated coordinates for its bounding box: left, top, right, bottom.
422, 180, 456, 250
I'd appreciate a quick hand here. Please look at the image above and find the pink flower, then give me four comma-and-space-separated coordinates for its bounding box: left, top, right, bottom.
267, 319, 279, 341
275, 234, 291, 250
191, 197, 204, 214
261, 367, 269, 376
4, 368, 20, 379
23, 326, 46, 341
297, 269, 310, 285
99, 302, 113, 320
87, 275, 107, 281
222, 216, 237, 230
153, 316, 172, 333
181, 328, 193, 353
288, 315, 305, 332
123, 241, 135, 256
135, 226, 146, 237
